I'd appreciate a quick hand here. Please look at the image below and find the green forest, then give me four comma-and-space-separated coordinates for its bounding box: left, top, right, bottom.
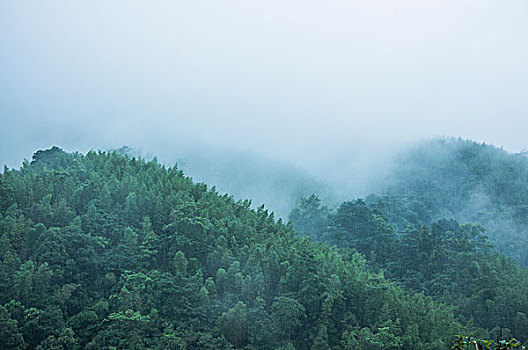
372, 138, 528, 267
1, 141, 527, 349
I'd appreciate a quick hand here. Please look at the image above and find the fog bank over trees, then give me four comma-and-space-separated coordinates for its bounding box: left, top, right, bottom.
2, 0, 527, 178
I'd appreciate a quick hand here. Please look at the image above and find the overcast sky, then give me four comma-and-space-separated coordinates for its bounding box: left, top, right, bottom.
1, 0, 527, 172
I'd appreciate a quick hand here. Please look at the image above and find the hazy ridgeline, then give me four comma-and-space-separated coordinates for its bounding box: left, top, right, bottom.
370, 138, 528, 266
117, 137, 528, 267
116, 145, 339, 220
288, 138, 528, 343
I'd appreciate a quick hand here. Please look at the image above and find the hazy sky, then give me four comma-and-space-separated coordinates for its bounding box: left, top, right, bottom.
1, 0, 527, 171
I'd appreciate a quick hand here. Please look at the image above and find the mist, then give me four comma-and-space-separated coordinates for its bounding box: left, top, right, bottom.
1, 0, 527, 213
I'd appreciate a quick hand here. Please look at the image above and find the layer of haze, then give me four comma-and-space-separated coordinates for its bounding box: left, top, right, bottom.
2, 0, 527, 195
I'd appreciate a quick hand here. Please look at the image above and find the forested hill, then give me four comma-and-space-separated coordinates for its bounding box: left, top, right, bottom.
0, 147, 461, 349
289, 137, 528, 343
290, 196, 528, 343
370, 138, 528, 266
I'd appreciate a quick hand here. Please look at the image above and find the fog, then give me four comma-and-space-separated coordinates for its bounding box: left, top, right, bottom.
1, 0, 527, 211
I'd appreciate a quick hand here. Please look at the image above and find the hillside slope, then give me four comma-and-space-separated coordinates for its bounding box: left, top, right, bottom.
0, 147, 460, 349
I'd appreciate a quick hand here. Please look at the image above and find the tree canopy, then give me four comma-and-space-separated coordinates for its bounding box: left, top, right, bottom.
0, 147, 464, 349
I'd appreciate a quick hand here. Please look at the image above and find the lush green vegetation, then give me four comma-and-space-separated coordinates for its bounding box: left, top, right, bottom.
1, 147, 466, 349
291, 196, 528, 342
371, 138, 528, 266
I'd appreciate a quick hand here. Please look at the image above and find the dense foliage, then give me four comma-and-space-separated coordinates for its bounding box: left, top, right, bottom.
370, 138, 528, 266
0, 147, 462, 349
290, 197, 528, 343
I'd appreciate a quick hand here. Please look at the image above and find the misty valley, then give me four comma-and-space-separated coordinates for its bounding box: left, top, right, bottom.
1, 138, 527, 349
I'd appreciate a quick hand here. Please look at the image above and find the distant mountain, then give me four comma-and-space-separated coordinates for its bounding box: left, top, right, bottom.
369, 137, 528, 265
